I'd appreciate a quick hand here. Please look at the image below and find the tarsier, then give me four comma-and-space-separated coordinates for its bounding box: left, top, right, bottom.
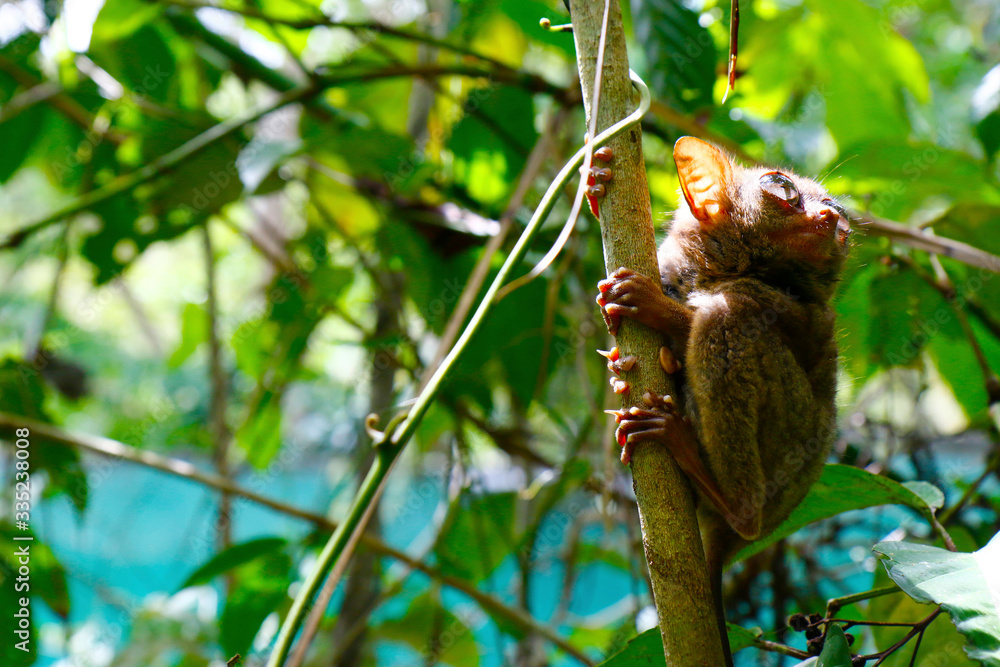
595, 137, 850, 663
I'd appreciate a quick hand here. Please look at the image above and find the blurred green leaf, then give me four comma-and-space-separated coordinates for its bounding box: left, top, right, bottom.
0, 359, 87, 510
435, 491, 517, 581
219, 548, 292, 658
169, 303, 208, 368
377, 592, 480, 667
0, 524, 70, 620
181, 537, 287, 589
594, 623, 761, 666
631, 0, 716, 111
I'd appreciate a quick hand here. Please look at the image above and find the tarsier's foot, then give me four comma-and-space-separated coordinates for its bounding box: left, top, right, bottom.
606, 392, 683, 465
607, 392, 732, 525
596, 267, 666, 336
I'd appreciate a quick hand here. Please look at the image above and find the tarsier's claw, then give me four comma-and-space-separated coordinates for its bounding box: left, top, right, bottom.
594, 146, 614, 162
619, 355, 637, 371
597, 347, 620, 362
610, 378, 629, 394
588, 184, 605, 197
604, 409, 624, 424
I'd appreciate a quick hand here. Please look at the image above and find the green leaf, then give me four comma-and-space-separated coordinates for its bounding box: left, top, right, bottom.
873, 534, 1000, 666
817, 623, 851, 667
0, 359, 88, 510
727, 623, 763, 653
0, 107, 47, 183
180, 537, 287, 589
89, 23, 178, 104
867, 566, 978, 667
91, 0, 163, 41
830, 140, 999, 222
594, 628, 664, 666
219, 548, 292, 657
809, 0, 928, 147
496, 0, 574, 56
631, 0, 716, 111
168, 303, 208, 368
434, 491, 516, 581
449, 85, 539, 201
377, 592, 480, 667
732, 464, 944, 563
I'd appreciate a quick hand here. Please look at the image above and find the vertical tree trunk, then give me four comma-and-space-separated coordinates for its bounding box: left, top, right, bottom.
568, 1, 727, 663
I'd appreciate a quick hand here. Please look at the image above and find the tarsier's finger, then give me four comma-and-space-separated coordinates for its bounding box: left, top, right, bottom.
599, 279, 640, 303
616, 419, 668, 446
596, 296, 619, 334
618, 424, 667, 465
641, 392, 677, 411
612, 266, 634, 279
605, 303, 638, 318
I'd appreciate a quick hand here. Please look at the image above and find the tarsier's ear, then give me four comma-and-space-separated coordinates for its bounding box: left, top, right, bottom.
673, 137, 733, 223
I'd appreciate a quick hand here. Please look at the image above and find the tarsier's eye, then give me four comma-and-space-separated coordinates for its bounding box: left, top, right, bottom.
822, 198, 849, 220
759, 172, 800, 207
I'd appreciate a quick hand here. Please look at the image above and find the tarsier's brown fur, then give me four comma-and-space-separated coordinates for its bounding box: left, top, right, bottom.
599, 137, 850, 664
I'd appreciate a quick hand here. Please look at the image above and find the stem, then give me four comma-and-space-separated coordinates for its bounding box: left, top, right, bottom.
826, 585, 901, 617
868, 608, 943, 666
861, 215, 1000, 274
266, 450, 389, 667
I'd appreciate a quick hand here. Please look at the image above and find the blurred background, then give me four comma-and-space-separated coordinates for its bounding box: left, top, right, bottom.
0, 0, 999, 665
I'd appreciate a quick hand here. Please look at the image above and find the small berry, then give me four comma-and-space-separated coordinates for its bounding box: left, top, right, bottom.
805, 626, 822, 640
788, 613, 809, 632
807, 637, 824, 655
845, 633, 855, 646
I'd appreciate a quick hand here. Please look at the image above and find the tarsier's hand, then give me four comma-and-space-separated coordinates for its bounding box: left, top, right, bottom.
597, 267, 675, 336
607, 392, 737, 530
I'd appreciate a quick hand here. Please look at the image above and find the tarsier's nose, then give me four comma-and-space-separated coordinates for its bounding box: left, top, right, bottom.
814, 206, 840, 231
